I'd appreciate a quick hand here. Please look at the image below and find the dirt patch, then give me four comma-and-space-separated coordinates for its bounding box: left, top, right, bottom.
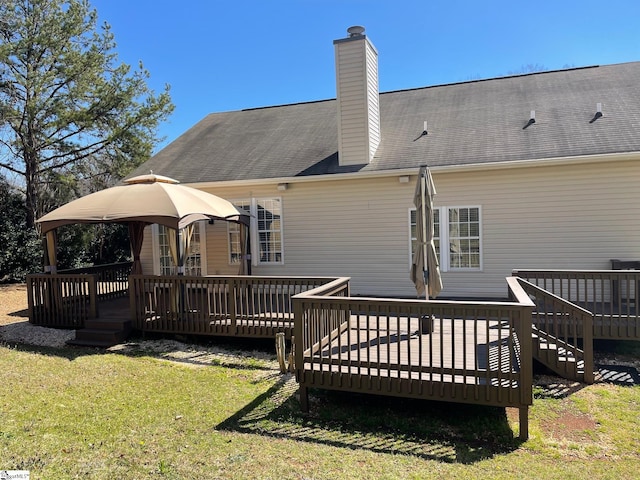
0, 283, 29, 326
540, 403, 599, 442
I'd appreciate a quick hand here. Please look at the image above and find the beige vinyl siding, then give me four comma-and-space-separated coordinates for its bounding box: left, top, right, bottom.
198, 179, 416, 296
140, 225, 154, 275
137, 156, 639, 299
335, 36, 379, 166
433, 158, 640, 297
204, 220, 239, 275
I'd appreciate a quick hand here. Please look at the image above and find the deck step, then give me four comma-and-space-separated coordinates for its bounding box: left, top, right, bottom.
66, 338, 125, 348
84, 318, 132, 332
532, 327, 587, 382
67, 318, 132, 348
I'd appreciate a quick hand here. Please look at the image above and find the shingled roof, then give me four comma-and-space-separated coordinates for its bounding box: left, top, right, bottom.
130, 61, 640, 183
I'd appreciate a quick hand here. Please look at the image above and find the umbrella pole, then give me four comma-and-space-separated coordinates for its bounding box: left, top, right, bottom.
421, 168, 429, 301
420, 168, 432, 334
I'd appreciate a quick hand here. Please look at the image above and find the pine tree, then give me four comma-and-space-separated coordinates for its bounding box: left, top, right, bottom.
0, 0, 174, 230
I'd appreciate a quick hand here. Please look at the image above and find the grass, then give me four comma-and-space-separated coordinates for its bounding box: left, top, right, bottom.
0, 339, 639, 479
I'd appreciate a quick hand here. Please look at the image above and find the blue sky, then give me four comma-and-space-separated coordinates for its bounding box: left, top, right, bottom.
91, 0, 640, 152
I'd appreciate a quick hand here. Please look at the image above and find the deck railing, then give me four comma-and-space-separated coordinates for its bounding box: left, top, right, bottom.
129, 274, 338, 338
27, 274, 98, 328
514, 277, 594, 383
293, 276, 534, 440
27, 262, 132, 328
513, 269, 640, 339
60, 262, 132, 300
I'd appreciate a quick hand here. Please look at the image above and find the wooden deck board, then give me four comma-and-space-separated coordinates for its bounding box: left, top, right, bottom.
304, 315, 521, 386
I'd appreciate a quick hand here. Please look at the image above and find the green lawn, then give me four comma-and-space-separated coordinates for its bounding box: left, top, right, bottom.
1, 340, 639, 479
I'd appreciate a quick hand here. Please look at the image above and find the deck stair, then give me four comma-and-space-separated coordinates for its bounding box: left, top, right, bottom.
67, 317, 132, 347
532, 326, 587, 382
514, 277, 594, 384
67, 297, 132, 348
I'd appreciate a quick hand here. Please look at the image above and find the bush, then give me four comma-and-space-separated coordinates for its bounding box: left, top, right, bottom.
0, 182, 42, 282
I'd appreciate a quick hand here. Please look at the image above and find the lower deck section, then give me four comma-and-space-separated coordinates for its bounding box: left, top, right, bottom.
298, 314, 529, 415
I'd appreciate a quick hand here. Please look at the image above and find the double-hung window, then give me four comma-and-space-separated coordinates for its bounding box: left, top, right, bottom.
228, 197, 283, 265
447, 207, 481, 270
410, 206, 481, 271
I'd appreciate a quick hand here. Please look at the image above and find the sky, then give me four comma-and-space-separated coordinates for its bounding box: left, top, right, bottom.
90, 0, 640, 152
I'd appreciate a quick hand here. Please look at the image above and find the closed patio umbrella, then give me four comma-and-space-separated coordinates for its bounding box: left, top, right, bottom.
410, 165, 443, 300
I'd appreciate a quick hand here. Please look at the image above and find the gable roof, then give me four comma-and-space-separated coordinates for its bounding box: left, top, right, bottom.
130, 62, 640, 183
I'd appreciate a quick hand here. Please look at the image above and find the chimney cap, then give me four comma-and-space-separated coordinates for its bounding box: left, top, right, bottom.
347, 26, 365, 37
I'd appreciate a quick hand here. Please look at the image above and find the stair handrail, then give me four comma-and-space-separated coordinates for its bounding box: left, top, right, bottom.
515, 277, 594, 384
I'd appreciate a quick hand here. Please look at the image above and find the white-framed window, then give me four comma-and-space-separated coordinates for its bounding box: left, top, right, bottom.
228, 197, 283, 265
152, 221, 207, 275
410, 206, 481, 272
447, 206, 481, 270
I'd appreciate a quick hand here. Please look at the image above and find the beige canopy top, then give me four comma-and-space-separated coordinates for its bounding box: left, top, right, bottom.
37, 173, 249, 234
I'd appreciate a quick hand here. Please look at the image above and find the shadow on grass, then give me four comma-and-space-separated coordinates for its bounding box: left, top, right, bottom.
596, 364, 640, 385
216, 375, 522, 464
0, 331, 279, 372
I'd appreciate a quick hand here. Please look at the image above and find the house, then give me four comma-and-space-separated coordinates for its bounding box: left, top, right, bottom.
129, 26, 640, 299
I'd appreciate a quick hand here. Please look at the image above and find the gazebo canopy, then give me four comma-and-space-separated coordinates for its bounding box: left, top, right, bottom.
37, 173, 249, 234
36, 174, 251, 274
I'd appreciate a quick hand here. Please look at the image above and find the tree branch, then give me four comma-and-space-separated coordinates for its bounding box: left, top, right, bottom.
0, 161, 26, 176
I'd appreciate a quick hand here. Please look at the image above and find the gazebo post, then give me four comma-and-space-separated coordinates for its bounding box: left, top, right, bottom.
43, 230, 58, 274
176, 227, 185, 314
175, 227, 184, 276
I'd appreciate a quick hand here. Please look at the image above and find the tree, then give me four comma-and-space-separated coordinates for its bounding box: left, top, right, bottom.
0, 0, 174, 231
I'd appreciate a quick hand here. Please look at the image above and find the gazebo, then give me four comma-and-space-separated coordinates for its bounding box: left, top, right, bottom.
37, 173, 250, 276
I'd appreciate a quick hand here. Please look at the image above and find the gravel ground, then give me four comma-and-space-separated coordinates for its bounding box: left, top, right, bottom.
0, 284, 75, 348
0, 283, 279, 368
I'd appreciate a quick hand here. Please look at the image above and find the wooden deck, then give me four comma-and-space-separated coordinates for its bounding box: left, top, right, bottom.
294, 277, 534, 439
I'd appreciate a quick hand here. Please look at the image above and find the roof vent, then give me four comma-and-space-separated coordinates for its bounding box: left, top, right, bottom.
523, 110, 536, 129
590, 102, 603, 123
347, 26, 365, 37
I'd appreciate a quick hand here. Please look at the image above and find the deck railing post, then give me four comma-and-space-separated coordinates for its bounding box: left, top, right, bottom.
583, 311, 595, 384
293, 297, 304, 380
293, 295, 307, 409
229, 277, 238, 334
26, 275, 35, 323
517, 306, 533, 440
88, 274, 98, 319
519, 406, 529, 441
129, 275, 139, 331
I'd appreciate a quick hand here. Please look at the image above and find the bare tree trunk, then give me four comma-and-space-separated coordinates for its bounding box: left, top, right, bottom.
24, 153, 39, 230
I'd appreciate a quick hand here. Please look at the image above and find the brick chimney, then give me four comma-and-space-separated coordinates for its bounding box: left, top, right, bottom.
334, 26, 380, 166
